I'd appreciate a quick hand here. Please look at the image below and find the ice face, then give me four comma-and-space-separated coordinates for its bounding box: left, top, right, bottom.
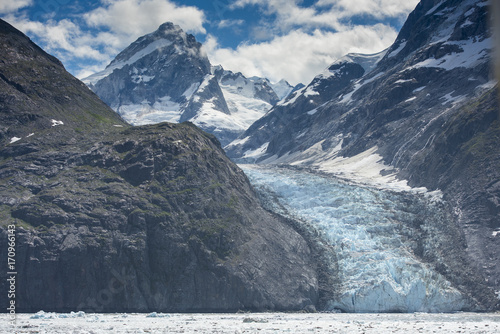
240, 165, 469, 313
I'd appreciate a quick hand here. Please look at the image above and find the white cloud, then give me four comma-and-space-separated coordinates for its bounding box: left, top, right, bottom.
209, 0, 419, 84
315, 0, 420, 20
84, 0, 206, 36
2, 0, 206, 77
207, 24, 398, 85
74, 64, 109, 80
1, 0, 418, 86
3, 15, 111, 63
231, 0, 344, 32
0, 0, 32, 14
217, 19, 245, 29
231, 0, 419, 34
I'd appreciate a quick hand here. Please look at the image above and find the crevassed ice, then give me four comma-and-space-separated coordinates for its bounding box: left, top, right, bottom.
241, 165, 469, 313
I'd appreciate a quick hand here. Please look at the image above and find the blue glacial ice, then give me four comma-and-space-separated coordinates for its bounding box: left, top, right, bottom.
240, 164, 469, 313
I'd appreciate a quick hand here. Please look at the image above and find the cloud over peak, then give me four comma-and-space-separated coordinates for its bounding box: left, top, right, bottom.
206, 24, 398, 85
1, 0, 419, 84
84, 0, 206, 35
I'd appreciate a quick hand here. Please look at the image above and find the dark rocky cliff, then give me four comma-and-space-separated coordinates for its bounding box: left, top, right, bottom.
0, 19, 319, 312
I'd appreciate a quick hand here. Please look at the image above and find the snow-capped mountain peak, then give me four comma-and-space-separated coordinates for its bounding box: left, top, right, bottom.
269, 79, 296, 100
84, 22, 202, 86
83, 23, 294, 146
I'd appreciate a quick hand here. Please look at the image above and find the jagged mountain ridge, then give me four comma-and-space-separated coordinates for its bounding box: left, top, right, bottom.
226, 0, 499, 309
225, 50, 386, 160
83, 23, 296, 146
0, 18, 321, 312
227, 0, 493, 170
83, 23, 230, 130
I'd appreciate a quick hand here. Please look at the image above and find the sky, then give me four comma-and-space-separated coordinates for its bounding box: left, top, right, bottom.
0, 0, 420, 85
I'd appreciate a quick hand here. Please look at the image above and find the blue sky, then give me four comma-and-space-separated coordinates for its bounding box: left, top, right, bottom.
0, 0, 419, 85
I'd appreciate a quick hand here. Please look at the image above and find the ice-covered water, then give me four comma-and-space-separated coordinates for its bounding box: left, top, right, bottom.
4, 312, 500, 333
240, 165, 468, 313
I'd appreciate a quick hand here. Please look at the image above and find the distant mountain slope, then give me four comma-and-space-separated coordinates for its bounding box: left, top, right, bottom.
0, 18, 320, 313
225, 50, 386, 159
83, 23, 295, 146
226, 0, 499, 308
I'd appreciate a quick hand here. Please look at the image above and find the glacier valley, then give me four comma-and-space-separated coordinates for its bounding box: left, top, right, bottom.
240, 165, 472, 313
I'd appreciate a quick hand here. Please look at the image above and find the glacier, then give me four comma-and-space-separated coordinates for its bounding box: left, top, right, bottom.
240, 165, 470, 313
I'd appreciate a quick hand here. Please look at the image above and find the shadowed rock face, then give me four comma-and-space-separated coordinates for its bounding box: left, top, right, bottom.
0, 19, 319, 313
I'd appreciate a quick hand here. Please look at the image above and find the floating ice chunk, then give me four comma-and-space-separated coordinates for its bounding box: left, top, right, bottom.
86, 315, 100, 322
30, 311, 56, 319
51, 119, 64, 127
147, 312, 170, 318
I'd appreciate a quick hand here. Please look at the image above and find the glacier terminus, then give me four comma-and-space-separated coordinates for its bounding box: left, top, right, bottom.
241, 164, 488, 313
